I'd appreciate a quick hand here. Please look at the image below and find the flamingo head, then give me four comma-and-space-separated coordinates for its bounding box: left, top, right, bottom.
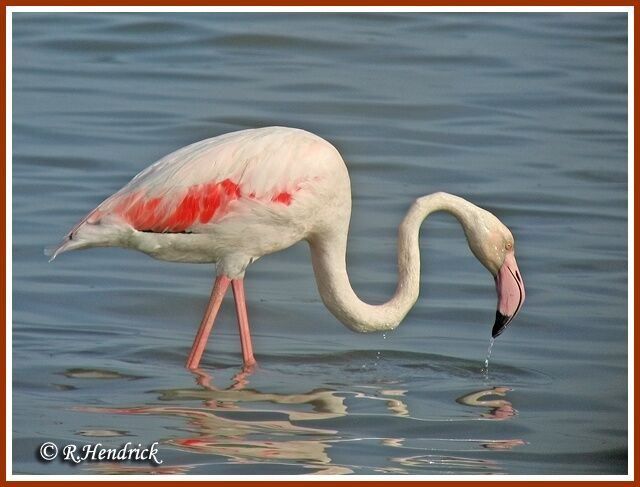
463, 209, 526, 338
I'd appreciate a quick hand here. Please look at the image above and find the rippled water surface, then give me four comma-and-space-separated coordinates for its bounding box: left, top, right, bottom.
12, 12, 628, 475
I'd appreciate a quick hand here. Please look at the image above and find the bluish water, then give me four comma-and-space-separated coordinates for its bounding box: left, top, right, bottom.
11, 12, 628, 475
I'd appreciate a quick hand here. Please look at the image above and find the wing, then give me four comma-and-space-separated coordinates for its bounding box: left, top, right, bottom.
82, 127, 335, 234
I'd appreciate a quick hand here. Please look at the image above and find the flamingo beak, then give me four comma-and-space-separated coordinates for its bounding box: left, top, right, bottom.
492, 251, 525, 338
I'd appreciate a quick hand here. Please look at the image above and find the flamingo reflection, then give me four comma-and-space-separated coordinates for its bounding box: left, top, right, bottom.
455, 386, 526, 451
74, 367, 409, 473
70, 368, 523, 474
456, 386, 518, 421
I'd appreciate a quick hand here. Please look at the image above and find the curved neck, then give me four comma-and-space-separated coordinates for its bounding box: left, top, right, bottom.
308, 192, 478, 332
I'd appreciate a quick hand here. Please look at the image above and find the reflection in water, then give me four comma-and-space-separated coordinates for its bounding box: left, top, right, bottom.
456, 386, 518, 421
164, 367, 349, 421
71, 368, 524, 474
74, 367, 356, 473
482, 439, 527, 450
77, 429, 130, 437
392, 454, 499, 473
352, 386, 409, 416
63, 368, 143, 380
89, 463, 198, 475
456, 386, 525, 452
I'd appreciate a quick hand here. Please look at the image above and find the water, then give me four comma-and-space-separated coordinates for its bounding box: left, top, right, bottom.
482, 338, 495, 379
11, 12, 628, 475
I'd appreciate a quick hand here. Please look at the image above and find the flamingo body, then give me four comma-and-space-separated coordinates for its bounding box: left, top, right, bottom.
51, 126, 525, 370
56, 127, 350, 279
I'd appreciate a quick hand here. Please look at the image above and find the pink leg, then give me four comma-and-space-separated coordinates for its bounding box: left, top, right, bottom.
185, 275, 230, 369
231, 279, 256, 368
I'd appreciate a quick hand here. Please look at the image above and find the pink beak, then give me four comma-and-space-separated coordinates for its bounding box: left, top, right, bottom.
493, 251, 525, 338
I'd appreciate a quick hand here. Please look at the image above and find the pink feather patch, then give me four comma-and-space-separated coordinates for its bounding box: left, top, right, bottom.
109, 179, 294, 232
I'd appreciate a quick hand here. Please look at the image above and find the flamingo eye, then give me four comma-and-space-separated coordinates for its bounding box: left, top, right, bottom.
505, 242, 513, 251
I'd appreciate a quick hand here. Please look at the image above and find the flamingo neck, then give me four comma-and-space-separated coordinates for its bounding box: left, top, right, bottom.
308, 192, 478, 333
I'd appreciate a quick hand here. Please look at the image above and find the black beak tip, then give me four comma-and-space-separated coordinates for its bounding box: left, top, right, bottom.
492, 311, 512, 338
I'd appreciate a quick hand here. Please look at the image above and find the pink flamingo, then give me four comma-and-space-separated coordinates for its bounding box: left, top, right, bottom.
49, 127, 525, 370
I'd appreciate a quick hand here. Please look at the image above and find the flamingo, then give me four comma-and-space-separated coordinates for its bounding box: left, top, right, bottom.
48, 126, 525, 370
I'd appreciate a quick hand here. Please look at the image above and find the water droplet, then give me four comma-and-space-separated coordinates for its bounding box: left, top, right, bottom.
481, 337, 495, 378
382, 333, 387, 340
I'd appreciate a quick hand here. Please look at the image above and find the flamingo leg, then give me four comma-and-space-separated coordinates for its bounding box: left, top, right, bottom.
231, 279, 257, 368
185, 275, 230, 369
